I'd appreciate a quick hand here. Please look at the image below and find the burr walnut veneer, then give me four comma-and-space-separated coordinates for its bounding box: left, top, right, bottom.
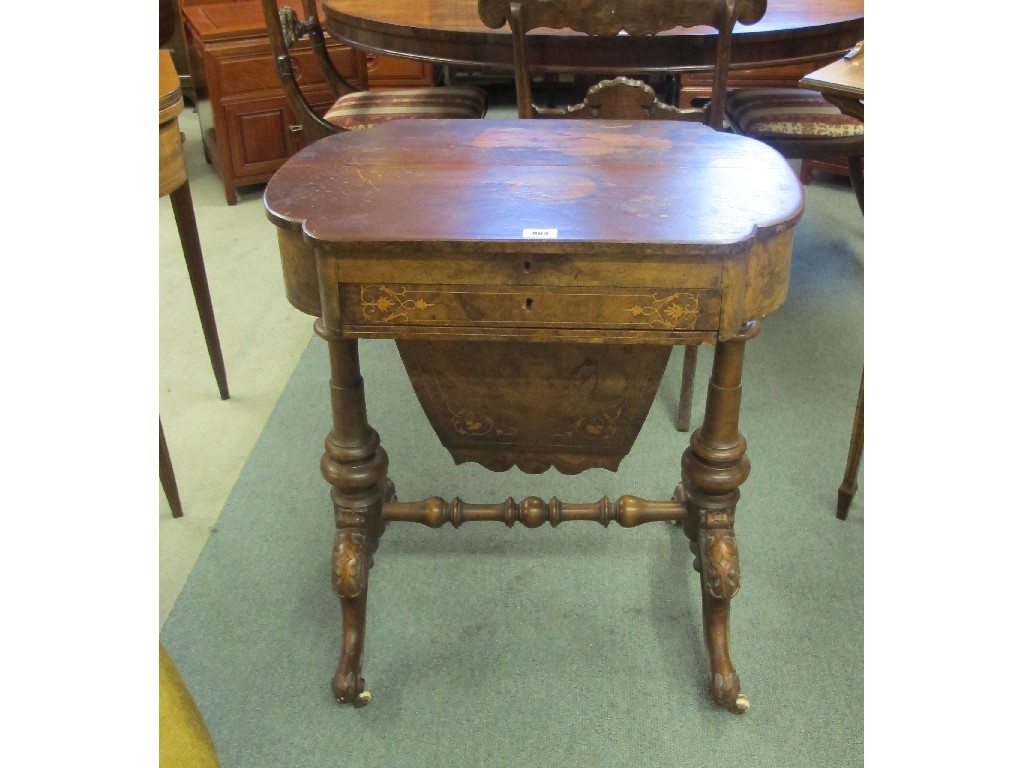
264, 118, 804, 713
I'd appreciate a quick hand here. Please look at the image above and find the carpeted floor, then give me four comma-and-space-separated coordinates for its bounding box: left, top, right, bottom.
160, 165, 864, 766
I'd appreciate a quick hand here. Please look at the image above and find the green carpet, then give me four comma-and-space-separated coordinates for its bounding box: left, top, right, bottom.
161, 173, 863, 767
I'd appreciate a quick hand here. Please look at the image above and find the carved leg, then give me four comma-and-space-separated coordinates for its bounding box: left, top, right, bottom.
680, 321, 758, 713
318, 327, 390, 707
837, 370, 864, 520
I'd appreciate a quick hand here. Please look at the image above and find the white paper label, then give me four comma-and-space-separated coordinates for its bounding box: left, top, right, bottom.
522, 228, 558, 239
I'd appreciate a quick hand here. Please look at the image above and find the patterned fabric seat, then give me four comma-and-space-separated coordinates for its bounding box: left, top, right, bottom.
324, 86, 490, 130
724, 87, 863, 139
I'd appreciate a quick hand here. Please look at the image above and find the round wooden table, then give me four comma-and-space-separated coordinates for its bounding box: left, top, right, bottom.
323, 0, 864, 74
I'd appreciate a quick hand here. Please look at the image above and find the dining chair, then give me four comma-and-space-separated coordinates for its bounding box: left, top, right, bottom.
259, 0, 488, 146
478, 0, 769, 432
723, 44, 864, 212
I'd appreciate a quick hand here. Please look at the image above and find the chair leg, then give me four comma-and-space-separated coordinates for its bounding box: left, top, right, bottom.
169, 180, 230, 400
159, 419, 184, 518
676, 345, 699, 431
847, 155, 864, 213
836, 370, 864, 520
798, 159, 813, 185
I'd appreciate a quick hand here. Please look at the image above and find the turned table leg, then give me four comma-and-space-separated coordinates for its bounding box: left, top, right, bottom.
679, 321, 758, 713
318, 328, 390, 707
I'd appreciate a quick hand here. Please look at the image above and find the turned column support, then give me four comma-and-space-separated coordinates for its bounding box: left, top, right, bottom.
384, 495, 686, 528
316, 321, 390, 707
679, 320, 759, 714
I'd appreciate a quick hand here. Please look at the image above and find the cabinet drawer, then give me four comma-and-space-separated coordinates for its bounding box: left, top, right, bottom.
340, 283, 721, 332
216, 44, 360, 96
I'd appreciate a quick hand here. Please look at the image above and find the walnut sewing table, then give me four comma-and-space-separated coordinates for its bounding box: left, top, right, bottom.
264, 119, 804, 713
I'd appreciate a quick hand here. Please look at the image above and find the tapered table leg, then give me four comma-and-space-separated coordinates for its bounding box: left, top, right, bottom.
837, 370, 864, 520
169, 180, 229, 400
159, 419, 184, 518
318, 326, 390, 706
679, 320, 759, 713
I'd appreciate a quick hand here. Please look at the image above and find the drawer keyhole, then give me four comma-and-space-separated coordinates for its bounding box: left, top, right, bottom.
523, 260, 531, 273
522, 298, 534, 312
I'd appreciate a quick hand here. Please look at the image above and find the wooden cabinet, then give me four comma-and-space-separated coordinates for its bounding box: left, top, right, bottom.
181, 0, 434, 204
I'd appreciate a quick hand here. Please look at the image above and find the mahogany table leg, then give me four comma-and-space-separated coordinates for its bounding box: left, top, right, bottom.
837, 370, 864, 520
680, 321, 758, 713
676, 344, 699, 432
159, 419, 184, 518
169, 180, 230, 400
318, 328, 389, 707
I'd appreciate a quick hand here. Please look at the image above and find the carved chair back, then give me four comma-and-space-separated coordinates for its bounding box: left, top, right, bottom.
258, 0, 368, 142
477, 0, 767, 127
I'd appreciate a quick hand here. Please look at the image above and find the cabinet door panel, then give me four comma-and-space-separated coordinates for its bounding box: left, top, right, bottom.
223, 97, 296, 180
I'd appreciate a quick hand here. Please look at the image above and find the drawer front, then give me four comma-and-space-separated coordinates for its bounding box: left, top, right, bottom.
216, 44, 359, 96
340, 283, 720, 332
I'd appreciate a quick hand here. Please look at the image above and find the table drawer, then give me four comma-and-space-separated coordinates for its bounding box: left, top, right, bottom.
340, 283, 720, 332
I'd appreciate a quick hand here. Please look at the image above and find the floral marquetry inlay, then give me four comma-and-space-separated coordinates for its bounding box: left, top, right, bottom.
360, 285, 435, 323
625, 292, 699, 329
450, 408, 519, 438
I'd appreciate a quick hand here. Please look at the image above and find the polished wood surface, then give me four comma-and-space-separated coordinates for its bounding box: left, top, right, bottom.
265, 118, 803, 712
800, 40, 864, 119
491, 0, 769, 434
159, 49, 188, 198
323, 0, 863, 73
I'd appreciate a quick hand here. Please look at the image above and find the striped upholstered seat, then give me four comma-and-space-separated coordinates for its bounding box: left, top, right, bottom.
724, 88, 863, 139
323, 86, 489, 131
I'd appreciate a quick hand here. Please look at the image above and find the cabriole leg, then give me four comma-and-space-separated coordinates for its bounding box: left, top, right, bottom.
318, 328, 389, 707
680, 321, 758, 713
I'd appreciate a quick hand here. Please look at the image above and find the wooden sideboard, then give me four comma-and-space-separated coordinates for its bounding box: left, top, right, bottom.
181, 0, 435, 204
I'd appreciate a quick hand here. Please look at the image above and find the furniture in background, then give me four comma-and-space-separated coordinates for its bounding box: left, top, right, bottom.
160, 49, 231, 517
160, 644, 222, 767
159, 420, 184, 519
798, 44, 865, 519
323, 0, 863, 87
478, 0, 767, 432
181, 0, 446, 204
724, 42, 864, 211
265, 115, 803, 714
160, 49, 230, 400
259, 0, 487, 147
162, 0, 197, 104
